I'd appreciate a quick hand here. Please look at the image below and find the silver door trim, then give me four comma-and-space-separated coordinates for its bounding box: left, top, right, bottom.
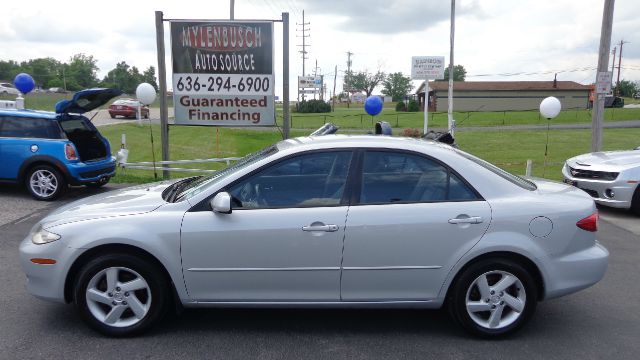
187, 267, 341, 272
342, 265, 442, 270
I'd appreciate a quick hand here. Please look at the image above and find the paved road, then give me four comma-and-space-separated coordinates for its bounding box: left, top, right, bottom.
0, 187, 638, 359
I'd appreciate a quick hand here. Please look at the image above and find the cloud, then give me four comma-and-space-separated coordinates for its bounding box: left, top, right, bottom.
296, 0, 484, 34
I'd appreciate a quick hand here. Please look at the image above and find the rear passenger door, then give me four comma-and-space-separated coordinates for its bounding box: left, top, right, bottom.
341, 150, 491, 301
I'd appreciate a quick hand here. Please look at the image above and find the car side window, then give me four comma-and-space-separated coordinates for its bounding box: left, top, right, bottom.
0, 116, 61, 139
228, 151, 353, 209
360, 151, 478, 204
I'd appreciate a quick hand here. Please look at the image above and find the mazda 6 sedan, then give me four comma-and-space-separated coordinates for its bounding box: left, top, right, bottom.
19, 135, 608, 338
563, 148, 640, 215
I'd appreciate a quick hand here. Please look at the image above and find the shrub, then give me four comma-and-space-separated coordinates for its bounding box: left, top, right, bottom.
407, 99, 420, 112
395, 101, 406, 112
296, 99, 331, 113
402, 128, 422, 138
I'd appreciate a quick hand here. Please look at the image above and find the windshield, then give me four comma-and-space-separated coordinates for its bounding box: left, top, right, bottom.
174, 144, 279, 201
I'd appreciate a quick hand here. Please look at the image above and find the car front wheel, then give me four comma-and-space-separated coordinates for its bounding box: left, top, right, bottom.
449, 258, 537, 338
73, 253, 170, 337
631, 186, 640, 216
26, 165, 66, 201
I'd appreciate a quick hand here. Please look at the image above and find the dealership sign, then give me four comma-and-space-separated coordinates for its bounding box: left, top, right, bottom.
170, 21, 275, 126
411, 56, 445, 80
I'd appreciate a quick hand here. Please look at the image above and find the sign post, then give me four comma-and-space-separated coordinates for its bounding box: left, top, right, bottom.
170, 21, 276, 126
411, 56, 445, 134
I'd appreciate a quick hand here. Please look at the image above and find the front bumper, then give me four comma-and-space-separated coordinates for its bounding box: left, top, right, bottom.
543, 241, 609, 300
562, 166, 635, 209
19, 235, 81, 303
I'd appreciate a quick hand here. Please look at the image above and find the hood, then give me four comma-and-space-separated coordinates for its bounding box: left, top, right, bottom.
55, 88, 123, 114
41, 181, 172, 229
567, 150, 640, 170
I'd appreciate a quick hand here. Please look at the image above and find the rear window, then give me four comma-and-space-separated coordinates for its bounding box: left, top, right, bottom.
454, 149, 537, 191
0, 116, 62, 139
59, 119, 93, 133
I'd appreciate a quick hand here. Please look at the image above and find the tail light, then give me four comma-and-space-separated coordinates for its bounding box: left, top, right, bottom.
576, 211, 598, 232
65, 143, 78, 160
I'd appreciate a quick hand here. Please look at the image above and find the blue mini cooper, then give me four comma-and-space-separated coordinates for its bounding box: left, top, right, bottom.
0, 88, 121, 200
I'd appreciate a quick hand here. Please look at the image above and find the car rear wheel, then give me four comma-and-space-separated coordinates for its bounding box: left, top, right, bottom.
73, 253, 169, 337
631, 186, 640, 216
26, 165, 66, 201
448, 258, 537, 338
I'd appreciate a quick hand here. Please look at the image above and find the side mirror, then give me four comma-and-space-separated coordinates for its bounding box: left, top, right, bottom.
210, 192, 232, 214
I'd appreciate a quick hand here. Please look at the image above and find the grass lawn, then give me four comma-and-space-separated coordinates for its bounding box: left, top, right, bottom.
100, 123, 640, 184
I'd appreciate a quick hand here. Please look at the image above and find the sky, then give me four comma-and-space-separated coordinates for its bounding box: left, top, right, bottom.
1, 0, 639, 98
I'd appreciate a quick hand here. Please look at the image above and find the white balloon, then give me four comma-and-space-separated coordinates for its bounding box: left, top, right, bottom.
539, 96, 561, 119
136, 83, 157, 105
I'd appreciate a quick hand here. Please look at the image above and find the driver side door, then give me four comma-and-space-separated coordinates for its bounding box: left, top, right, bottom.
180, 150, 354, 302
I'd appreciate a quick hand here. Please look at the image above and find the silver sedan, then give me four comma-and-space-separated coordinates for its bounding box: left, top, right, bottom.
19, 135, 608, 338
563, 148, 640, 215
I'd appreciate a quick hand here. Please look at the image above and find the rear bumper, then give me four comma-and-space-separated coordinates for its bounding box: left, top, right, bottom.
543, 241, 609, 300
66, 156, 116, 185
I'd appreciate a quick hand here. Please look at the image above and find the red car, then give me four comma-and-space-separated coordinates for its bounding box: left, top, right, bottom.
108, 99, 149, 119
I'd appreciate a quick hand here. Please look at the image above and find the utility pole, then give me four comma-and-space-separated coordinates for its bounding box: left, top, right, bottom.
296, 10, 310, 101
447, 0, 456, 136
611, 47, 616, 91
346, 51, 353, 108
616, 39, 627, 94
332, 65, 337, 111
591, 0, 615, 152
313, 59, 318, 99
230, 0, 234, 19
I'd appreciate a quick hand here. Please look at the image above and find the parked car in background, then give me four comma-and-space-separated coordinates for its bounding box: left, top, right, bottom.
47, 87, 67, 94
563, 148, 640, 215
0, 88, 121, 200
108, 99, 149, 119
0, 82, 20, 95
19, 135, 608, 338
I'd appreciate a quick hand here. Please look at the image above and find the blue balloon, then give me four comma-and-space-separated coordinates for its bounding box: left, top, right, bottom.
364, 96, 383, 116
14, 73, 35, 94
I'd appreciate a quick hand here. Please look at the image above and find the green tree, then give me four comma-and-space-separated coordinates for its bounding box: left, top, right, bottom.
0, 60, 21, 82
141, 66, 158, 90
66, 54, 99, 90
349, 70, 385, 97
615, 79, 638, 97
439, 64, 467, 81
20, 57, 62, 88
381, 72, 413, 102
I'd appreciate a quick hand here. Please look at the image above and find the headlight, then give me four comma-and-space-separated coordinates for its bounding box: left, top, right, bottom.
31, 226, 61, 245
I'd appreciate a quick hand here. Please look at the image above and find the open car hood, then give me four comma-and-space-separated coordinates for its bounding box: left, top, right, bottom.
55, 88, 123, 114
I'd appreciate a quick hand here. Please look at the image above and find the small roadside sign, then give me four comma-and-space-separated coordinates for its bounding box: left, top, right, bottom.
411, 56, 445, 80
596, 71, 612, 94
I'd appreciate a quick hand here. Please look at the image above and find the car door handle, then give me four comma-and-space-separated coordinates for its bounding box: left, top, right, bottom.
448, 216, 483, 224
302, 224, 339, 232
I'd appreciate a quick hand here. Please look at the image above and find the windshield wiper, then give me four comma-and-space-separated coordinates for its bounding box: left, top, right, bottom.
163, 177, 199, 203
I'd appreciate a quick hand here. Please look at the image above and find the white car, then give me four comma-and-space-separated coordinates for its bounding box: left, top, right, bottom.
563, 148, 640, 215
0, 82, 20, 95
19, 136, 608, 338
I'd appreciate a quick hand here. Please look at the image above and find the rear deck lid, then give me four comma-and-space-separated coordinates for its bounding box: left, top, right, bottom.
55, 88, 123, 114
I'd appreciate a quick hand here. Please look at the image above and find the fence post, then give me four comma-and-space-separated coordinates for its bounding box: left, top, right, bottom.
396, 114, 399, 127
525, 159, 532, 177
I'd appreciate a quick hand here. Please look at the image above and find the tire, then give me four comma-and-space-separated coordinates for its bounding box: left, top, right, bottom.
25, 165, 66, 201
631, 186, 640, 216
85, 177, 110, 188
73, 253, 169, 337
448, 258, 537, 338
109, 113, 116, 119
